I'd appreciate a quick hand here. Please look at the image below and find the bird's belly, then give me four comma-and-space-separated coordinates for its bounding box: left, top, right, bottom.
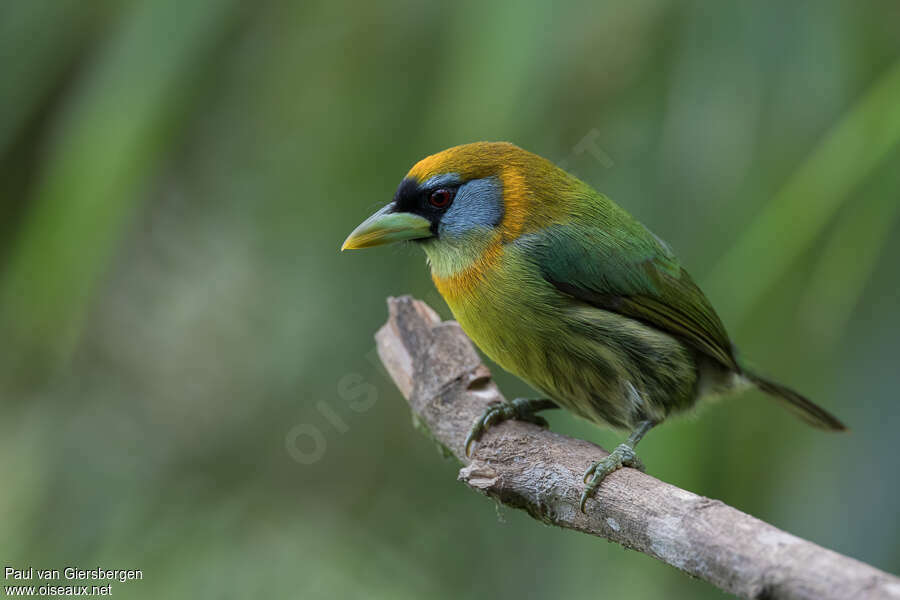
446, 289, 699, 430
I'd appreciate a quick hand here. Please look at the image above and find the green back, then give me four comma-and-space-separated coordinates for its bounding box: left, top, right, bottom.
524, 217, 738, 371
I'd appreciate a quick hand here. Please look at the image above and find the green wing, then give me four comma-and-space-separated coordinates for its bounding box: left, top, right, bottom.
526, 222, 738, 370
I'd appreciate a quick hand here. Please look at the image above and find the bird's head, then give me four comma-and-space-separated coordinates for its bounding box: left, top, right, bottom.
342, 142, 577, 254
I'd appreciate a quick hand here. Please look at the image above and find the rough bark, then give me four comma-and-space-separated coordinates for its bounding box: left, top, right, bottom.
375, 295, 900, 600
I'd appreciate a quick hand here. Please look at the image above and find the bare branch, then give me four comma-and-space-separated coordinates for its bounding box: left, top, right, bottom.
375, 295, 900, 600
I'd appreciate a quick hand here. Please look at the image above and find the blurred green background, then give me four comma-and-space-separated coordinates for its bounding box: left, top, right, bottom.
1, 1, 899, 598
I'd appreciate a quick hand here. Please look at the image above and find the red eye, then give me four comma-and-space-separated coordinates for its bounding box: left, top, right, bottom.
429, 188, 453, 208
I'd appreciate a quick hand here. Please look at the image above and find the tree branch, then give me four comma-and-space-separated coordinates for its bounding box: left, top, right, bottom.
375, 295, 900, 600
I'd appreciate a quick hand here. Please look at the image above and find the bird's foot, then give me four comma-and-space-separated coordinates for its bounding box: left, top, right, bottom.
465, 398, 555, 457
579, 443, 646, 512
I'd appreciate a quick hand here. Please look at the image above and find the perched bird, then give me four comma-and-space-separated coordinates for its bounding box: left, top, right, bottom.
342, 142, 845, 511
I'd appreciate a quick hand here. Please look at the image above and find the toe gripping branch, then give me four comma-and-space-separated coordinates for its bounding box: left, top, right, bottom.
579, 420, 655, 512
464, 398, 557, 457
580, 443, 646, 512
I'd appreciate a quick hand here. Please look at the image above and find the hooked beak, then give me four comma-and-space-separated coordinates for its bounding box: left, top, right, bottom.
341, 203, 433, 250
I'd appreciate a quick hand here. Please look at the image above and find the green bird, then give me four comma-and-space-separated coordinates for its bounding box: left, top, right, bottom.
342, 142, 845, 511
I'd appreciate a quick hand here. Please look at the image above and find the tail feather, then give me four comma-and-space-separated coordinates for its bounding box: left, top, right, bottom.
743, 370, 846, 431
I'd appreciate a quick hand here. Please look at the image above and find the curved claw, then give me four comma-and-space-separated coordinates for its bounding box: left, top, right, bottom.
483, 408, 504, 429
464, 433, 477, 458
465, 403, 506, 457
464, 418, 488, 457
582, 463, 597, 484
579, 443, 646, 512
579, 489, 592, 513
464, 398, 553, 457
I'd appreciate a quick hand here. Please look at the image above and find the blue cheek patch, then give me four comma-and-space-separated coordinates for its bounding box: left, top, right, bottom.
439, 176, 504, 237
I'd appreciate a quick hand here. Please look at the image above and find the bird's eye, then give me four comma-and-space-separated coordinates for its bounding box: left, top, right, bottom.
429, 188, 454, 208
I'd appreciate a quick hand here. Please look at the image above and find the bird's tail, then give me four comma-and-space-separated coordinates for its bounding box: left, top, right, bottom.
742, 369, 846, 431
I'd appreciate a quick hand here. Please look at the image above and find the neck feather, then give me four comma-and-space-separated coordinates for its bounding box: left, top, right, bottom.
421, 228, 502, 301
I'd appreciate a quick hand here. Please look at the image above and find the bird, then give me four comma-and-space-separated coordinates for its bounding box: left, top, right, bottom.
341, 141, 845, 511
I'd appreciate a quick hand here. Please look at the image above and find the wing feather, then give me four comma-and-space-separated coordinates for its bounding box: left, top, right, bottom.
525, 222, 738, 371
